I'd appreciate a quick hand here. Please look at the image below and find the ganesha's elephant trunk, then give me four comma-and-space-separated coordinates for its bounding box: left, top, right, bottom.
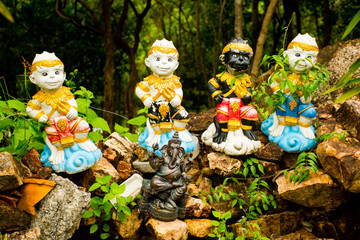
169, 147, 178, 169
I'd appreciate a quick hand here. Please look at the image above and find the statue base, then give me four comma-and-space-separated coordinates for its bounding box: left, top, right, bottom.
138, 128, 196, 156
261, 113, 316, 152
201, 123, 261, 156
40, 142, 102, 174
138, 179, 187, 222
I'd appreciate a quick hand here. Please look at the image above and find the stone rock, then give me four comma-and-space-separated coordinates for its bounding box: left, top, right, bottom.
335, 100, 360, 140
187, 176, 213, 197
185, 218, 214, 238
186, 168, 201, 182
79, 157, 120, 190
314, 39, 360, 104
3, 228, 41, 240
208, 152, 242, 177
281, 152, 300, 169
201, 167, 215, 177
315, 118, 338, 137
0, 199, 31, 232
134, 143, 149, 161
197, 145, 213, 168
21, 148, 52, 179
230, 211, 301, 238
187, 108, 216, 133
271, 228, 335, 240
117, 160, 133, 181
255, 141, 285, 162
0, 152, 23, 191
146, 218, 188, 240
104, 132, 135, 164
132, 160, 156, 173
276, 169, 345, 209
257, 160, 279, 176
316, 104, 335, 120
212, 182, 247, 218
102, 147, 118, 162
185, 197, 211, 218
113, 208, 143, 240
313, 220, 339, 240
29, 174, 91, 240
317, 137, 360, 192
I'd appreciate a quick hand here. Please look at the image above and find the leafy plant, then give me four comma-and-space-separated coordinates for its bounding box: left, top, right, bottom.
241, 158, 265, 178
114, 107, 148, 142
0, 0, 14, 23
315, 130, 349, 143
74, 85, 110, 143
0, 96, 46, 158
200, 173, 275, 239
321, 10, 360, 103
283, 152, 320, 184
82, 175, 138, 239
209, 210, 241, 240
255, 49, 330, 112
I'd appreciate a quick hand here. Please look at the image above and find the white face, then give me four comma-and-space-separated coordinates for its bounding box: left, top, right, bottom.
145, 51, 179, 77
30, 65, 65, 91
285, 47, 317, 74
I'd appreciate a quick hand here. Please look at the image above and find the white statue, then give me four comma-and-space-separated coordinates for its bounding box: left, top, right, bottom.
135, 39, 196, 155
26, 51, 101, 173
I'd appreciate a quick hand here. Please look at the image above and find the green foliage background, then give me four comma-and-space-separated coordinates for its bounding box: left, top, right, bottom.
0, 0, 359, 120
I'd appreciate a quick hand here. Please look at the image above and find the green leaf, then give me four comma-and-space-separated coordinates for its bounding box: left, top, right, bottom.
0, 0, 14, 23
103, 193, 115, 204
257, 163, 265, 175
90, 224, 98, 234
114, 123, 129, 134
342, 9, 360, 39
335, 86, 360, 104
100, 233, 110, 239
91, 117, 111, 133
127, 115, 147, 126
122, 206, 132, 216
97, 175, 112, 185
82, 210, 94, 218
123, 132, 139, 142
7, 99, 26, 111
250, 165, 257, 177
213, 192, 220, 203
76, 98, 92, 113
117, 211, 127, 223
243, 167, 249, 178
212, 211, 221, 218
0, 118, 13, 130
94, 208, 101, 217
88, 131, 104, 143
103, 224, 110, 232
223, 211, 231, 220
101, 185, 110, 193
88, 182, 101, 192
103, 213, 111, 221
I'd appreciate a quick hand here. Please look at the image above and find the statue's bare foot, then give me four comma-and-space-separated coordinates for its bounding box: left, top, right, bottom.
178, 130, 192, 142
148, 134, 161, 147
78, 140, 97, 152
269, 125, 285, 137
300, 126, 315, 139
49, 149, 64, 166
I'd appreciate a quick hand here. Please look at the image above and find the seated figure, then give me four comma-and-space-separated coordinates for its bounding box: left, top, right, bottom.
135, 39, 196, 155
26, 51, 101, 173
201, 38, 261, 155
261, 33, 319, 152
138, 132, 193, 221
